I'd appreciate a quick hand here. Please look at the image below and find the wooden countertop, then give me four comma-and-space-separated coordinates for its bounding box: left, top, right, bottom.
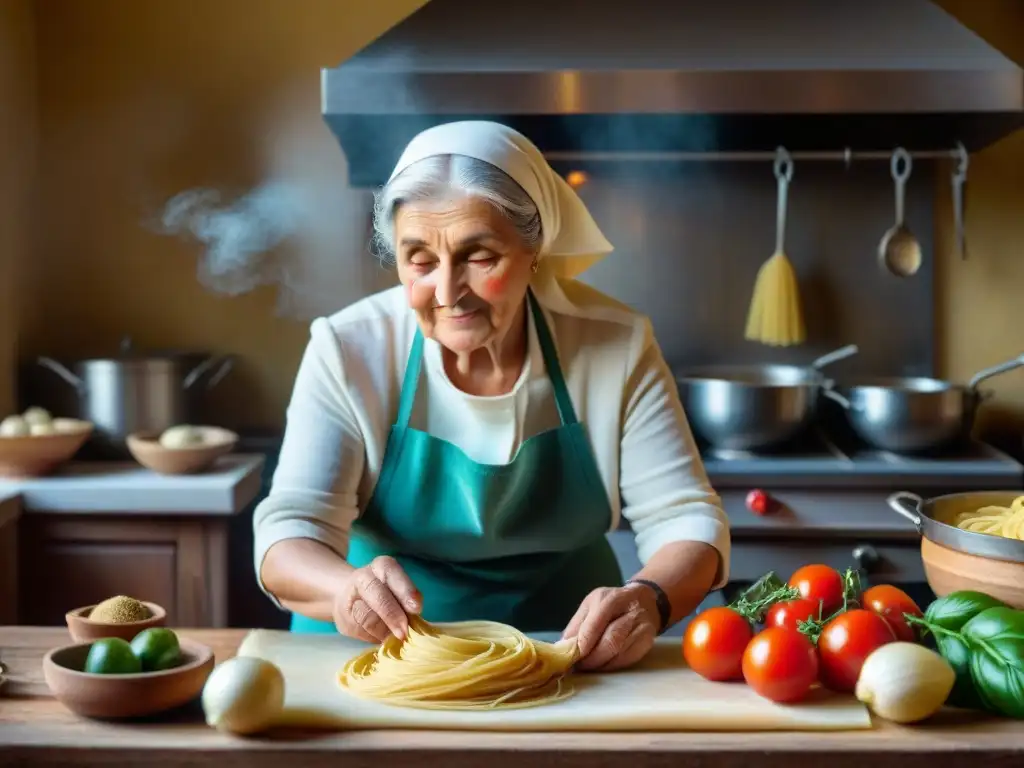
2, 627, 1022, 768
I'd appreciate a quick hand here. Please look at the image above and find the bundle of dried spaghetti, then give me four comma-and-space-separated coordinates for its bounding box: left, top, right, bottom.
337, 616, 580, 710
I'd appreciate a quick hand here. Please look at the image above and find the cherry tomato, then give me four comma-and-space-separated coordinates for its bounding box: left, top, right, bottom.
745, 489, 772, 515
683, 607, 753, 682
861, 584, 923, 642
741, 627, 819, 703
788, 564, 845, 616
817, 609, 895, 692
765, 598, 822, 633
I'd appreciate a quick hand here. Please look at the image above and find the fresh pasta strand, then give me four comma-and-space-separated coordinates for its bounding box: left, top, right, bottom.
952, 495, 1024, 541
337, 615, 580, 711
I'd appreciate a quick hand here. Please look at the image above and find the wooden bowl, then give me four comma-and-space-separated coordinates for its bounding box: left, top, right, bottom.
921, 537, 1024, 609
126, 427, 238, 475
0, 419, 93, 478
66, 601, 167, 643
43, 637, 215, 719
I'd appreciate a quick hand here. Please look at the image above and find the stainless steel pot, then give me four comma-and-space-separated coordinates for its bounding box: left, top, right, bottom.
822, 353, 1024, 453
887, 490, 1024, 563
674, 344, 859, 451
38, 338, 234, 453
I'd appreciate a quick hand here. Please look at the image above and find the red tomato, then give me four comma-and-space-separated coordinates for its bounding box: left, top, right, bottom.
741, 627, 819, 703
817, 609, 896, 692
861, 584, 923, 642
683, 607, 753, 682
745, 489, 772, 516
764, 598, 822, 633
788, 564, 845, 616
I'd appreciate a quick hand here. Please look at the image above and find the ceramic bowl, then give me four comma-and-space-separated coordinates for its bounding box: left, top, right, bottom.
43, 637, 215, 719
921, 537, 1024, 609
66, 601, 167, 643
126, 427, 238, 475
0, 419, 93, 478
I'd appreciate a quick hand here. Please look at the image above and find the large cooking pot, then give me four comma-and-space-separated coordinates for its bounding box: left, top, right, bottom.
674, 344, 859, 451
887, 490, 1024, 608
38, 338, 234, 454
823, 353, 1024, 453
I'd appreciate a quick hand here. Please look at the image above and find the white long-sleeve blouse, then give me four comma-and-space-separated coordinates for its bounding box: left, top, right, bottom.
253, 277, 731, 602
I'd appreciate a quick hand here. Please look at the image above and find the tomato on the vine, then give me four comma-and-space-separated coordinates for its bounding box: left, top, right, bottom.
683, 607, 753, 682
817, 609, 895, 692
764, 598, 822, 633
788, 564, 845, 616
861, 584, 922, 642
741, 627, 819, 703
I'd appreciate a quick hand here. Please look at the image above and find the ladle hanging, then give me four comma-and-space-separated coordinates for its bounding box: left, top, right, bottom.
878, 148, 923, 278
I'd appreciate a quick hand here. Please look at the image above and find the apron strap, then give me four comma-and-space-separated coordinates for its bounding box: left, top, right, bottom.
527, 289, 579, 426
395, 331, 424, 429
394, 290, 580, 429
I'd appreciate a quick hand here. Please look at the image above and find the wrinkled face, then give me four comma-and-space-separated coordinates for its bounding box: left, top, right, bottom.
394, 196, 537, 355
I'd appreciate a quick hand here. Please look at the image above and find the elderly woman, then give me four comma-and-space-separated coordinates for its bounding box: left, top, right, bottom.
254, 120, 730, 671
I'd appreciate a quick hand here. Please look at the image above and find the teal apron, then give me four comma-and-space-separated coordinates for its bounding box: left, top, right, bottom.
290, 291, 623, 634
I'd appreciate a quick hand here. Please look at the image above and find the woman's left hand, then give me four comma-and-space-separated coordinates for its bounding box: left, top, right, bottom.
561, 583, 660, 672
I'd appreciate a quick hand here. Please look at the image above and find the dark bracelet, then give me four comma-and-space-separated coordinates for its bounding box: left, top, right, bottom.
626, 578, 671, 634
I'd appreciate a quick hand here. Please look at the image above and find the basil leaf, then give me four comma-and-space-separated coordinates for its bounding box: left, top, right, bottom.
962, 607, 1024, 719
924, 591, 1007, 632
935, 634, 986, 710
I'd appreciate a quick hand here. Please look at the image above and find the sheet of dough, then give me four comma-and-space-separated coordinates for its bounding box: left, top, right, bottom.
237, 630, 872, 732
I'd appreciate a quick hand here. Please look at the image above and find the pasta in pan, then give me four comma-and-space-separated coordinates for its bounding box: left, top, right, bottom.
337, 616, 580, 710
953, 495, 1024, 541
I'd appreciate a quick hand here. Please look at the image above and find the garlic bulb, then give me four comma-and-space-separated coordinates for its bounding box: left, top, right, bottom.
29, 422, 56, 436
855, 642, 955, 723
201, 656, 285, 735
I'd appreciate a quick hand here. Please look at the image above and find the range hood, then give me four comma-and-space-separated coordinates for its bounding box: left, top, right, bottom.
322, 0, 1024, 186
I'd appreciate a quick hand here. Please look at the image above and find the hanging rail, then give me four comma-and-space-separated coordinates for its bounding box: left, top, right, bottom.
544, 145, 967, 166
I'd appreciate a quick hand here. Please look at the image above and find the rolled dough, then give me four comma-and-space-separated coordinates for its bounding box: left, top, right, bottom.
236, 630, 872, 732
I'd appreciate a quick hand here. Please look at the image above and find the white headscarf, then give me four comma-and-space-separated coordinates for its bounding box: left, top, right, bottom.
388, 121, 614, 281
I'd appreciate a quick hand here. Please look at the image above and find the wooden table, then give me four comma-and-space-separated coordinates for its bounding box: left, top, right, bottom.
2, 627, 1022, 768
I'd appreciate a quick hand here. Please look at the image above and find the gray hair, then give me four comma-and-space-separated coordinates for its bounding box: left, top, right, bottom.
371, 154, 543, 264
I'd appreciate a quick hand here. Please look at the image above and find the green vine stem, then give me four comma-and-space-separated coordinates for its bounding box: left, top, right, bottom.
727, 571, 800, 625
795, 568, 865, 644
723, 567, 867, 637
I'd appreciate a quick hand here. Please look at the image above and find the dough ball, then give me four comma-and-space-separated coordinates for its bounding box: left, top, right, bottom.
159, 424, 205, 449
52, 418, 83, 433
22, 407, 52, 427
0, 415, 30, 437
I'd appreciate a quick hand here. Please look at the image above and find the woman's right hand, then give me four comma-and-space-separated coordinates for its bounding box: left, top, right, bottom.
332, 555, 422, 643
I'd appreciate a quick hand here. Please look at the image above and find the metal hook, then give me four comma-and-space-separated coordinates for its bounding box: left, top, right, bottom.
843, 147, 853, 170
953, 141, 969, 179
891, 147, 912, 182
952, 141, 969, 261
773, 146, 794, 182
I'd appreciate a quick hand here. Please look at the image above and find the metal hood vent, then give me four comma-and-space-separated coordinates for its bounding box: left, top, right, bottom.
323, 0, 1024, 186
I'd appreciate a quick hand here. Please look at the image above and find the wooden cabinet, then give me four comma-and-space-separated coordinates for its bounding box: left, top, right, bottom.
0, 497, 19, 624
18, 513, 229, 628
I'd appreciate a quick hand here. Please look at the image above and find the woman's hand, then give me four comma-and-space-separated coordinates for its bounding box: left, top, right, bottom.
561, 583, 660, 672
332, 555, 422, 643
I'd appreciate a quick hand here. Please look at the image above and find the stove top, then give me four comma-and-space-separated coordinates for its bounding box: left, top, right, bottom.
699, 429, 1024, 489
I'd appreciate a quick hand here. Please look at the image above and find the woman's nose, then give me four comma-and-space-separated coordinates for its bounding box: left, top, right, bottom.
434, 263, 465, 307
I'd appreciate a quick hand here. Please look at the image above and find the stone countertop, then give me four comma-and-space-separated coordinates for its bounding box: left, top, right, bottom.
2, 627, 1023, 768
0, 454, 266, 515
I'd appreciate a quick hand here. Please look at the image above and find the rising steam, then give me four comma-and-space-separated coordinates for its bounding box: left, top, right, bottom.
158, 181, 307, 297
152, 84, 386, 320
